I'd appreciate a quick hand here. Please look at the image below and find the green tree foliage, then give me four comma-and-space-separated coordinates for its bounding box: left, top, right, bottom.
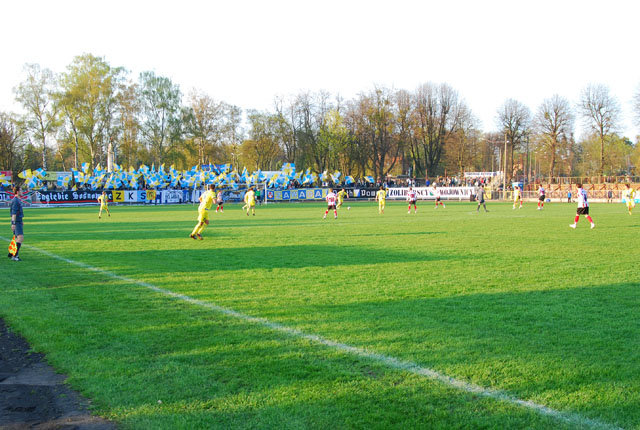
57, 54, 125, 169
579, 84, 621, 178
138, 71, 183, 165
0, 112, 25, 173
14, 64, 59, 170
240, 111, 284, 170
496, 99, 531, 181
5, 54, 639, 180
578, 133, 632, 176
533, 95, 574, 180
410, 83, 471, 178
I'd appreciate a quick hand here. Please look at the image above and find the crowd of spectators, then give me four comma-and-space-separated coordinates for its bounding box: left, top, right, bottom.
2, 174, 503, 194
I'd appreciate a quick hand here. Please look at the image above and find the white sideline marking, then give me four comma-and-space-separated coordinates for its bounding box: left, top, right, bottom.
2, 237, 621, 430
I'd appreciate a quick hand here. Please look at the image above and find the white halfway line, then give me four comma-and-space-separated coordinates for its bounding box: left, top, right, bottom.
2, 238, 621, 430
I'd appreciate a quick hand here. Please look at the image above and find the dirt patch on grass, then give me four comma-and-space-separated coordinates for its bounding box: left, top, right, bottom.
0, 319, 116, 429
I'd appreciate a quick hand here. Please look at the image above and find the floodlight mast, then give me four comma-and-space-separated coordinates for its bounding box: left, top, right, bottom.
503, 133, 508, 198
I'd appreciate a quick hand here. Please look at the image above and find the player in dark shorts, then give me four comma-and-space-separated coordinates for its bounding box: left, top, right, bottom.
569, 183, 594, 229
537, 185, 546, 210
9, 184, 24, 261
476, 185, 488, 212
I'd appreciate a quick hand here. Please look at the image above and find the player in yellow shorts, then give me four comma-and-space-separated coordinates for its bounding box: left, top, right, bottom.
376, 186, 387, 214
336, 188, 348, 209
244, 187, 256, 216
623, 183, 636, 215
97, 191, 110, 219
513, 185, 522, 209
190, 184, 216, 240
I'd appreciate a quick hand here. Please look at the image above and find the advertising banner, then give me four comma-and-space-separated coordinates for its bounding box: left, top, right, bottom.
0, 191, 12, 203
385, 187, 476, 200
112, 190, 125, 202
36, 190, 109, 204
162, 189, 183, 204
264, 187, 373, 201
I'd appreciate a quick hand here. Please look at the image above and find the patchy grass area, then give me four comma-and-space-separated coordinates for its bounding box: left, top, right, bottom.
1, 200, 638, 429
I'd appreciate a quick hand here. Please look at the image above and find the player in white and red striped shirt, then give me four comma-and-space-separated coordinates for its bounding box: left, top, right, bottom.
323, 188, 338, 219
569, 184, 595, 229
537, 186, 546, 210
406, 187, 418, 214
434, 186, 445, 208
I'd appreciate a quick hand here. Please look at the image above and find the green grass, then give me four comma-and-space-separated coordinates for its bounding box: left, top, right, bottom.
2, 200, 639, 429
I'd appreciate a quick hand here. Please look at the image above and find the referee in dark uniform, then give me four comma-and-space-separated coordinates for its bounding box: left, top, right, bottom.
9, 184, 24, 261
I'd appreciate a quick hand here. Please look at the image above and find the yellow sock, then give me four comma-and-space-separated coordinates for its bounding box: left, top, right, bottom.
198, 223, 208, 235
191, 223, 201, 236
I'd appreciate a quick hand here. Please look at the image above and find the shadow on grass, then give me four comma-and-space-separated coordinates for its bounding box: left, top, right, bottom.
66, 244, 460, 272
299, 283, 640, 392
1, 260, 633, 428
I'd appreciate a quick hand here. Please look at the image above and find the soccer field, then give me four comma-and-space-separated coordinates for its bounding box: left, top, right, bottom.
1, 201, 639, 429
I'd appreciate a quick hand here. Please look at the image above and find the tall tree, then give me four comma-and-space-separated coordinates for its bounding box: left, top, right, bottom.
184, 90, 227, 166
57, 54, 124, 169
496, 99, 531, 181
395, 89, 414, 177
138, 71, 183, 165
115, 82, 141, 168
242, 111, 283, 170
14, 64, 59, 170
220, 104, 244, 168
363, 87, 399, 179
533, 95, 574, 180
0, 112, 25, 173
411, 83, 469, 178
273, 97, 298, 163
579, 84, 620, 178
291, 92, 334, 172
443, 116, 479, 178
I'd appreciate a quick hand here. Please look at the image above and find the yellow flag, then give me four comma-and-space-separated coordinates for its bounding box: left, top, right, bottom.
8, 236, 17, 257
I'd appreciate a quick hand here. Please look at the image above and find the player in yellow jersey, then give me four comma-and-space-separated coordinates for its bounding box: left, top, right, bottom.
513, 185, 522, 209
623, 183, 636, 215
244, 187, 256, 216
97, 191, 110, 219
336, 188, 349, 209
376, 186, 387, 214
190, 184, 216, 240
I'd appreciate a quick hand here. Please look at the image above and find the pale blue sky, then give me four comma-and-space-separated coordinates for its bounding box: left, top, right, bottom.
2, 0, 638, 138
